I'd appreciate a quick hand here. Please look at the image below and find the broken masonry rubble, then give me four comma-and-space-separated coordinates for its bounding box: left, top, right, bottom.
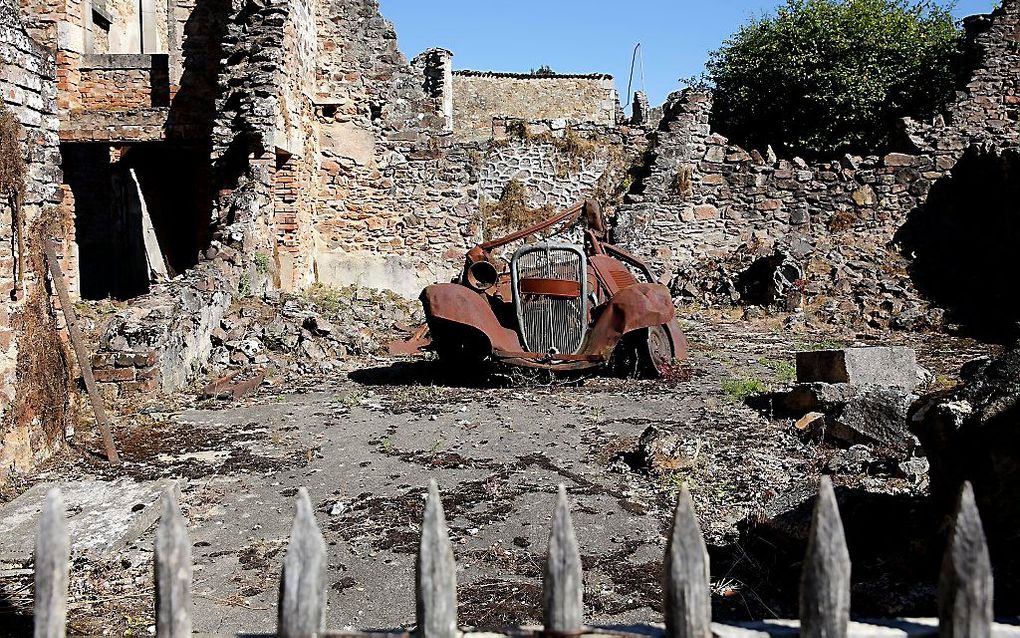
768, 347, 929, 467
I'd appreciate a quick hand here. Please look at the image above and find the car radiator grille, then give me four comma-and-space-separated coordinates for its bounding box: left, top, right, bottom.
512, 244, 588, 355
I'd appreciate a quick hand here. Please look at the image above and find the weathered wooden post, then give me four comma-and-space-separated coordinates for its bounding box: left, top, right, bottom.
34, 487, 69, 638
155, 489, 192, 637
800, 476, 850, 638
278, 488, 328, 637
543, 484, 583, 634
416, 480, 457, 638
938, 481, 992, 638
663, 486, 711, 638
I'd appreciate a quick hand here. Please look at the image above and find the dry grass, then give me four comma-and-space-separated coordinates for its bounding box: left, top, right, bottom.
11, 213, 73, 447
827, 209, 857, 232
0, 102, 26, 204
479, 178, 555, 240
503, 122, 602, 166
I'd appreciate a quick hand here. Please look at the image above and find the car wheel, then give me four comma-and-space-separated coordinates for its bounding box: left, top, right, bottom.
430, 322, 489, 371
640, 324, 675, 378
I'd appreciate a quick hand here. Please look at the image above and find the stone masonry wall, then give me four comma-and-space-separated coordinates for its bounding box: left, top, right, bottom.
905, 2, 1020, 153
309, 0, 464, 297
1, 0, 69, 477
270, 0, 317, 289
617, 92, 933, 269
452, 72, 618, 142
305, 1, 636, 297
615, 0, 1020, 329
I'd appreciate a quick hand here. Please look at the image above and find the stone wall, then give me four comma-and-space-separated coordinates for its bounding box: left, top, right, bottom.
308, 0, 463, 296
617, 93, 932, 269
452, 71, 618, 142
1, 0, 69, 477
905, 2, 1020, 154
615, 0, 1020, 330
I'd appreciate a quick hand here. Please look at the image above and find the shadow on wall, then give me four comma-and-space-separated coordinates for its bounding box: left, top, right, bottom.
896, 146, 1020, 339
165, 0, 229, 142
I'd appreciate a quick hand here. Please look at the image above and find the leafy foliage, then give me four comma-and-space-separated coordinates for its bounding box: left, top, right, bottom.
706, 0, 963, 156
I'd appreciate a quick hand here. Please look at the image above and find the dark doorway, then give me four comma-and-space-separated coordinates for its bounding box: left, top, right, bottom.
64, 142, 213, 300
896, 147, 1020, 339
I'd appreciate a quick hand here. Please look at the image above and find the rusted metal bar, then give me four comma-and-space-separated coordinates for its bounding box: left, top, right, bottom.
43, 239, 120, 464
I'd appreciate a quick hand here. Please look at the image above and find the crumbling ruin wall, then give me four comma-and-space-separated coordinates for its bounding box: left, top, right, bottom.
906, 2, 1020, 154
270, 0, 317, 289
617, 92, 932, 268
209, 0, 289, 254
91, 0, 321, 398
452, 72, 619, 143
308, 0, 465, 297
1, 0, 70, 478
616, 0, 1020, 330
305, 0, 635, 297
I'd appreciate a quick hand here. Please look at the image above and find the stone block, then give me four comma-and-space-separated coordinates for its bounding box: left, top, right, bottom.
796, 347, 919, 389
0, 479, 181, 565
884, 152, 917, 167
779, 383, 918, 456
693, 204, 718, 220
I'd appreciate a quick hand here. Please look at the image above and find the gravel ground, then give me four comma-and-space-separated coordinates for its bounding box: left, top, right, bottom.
0, 309, 999, 636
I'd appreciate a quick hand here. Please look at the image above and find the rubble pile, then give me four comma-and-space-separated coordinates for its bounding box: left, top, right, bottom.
668, 231, 944, 332
205, 286, 423, 380
911, 347, 1020, 547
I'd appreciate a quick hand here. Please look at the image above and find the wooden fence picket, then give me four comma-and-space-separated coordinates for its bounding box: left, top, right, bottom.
938, 481, 993, 638
416, 480, 458, 638
799, 476, 850, 638
543, 484, 583, 634
278, 488, 328, 637
663, 486, 711, 638
34, 487, 68, 638
155, 489, 192, 638
23, 477, 1010, 637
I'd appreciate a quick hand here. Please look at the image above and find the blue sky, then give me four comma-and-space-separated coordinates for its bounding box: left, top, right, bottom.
379, 0, 999, 109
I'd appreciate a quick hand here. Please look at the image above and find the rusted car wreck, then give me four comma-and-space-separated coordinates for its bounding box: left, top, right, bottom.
391, 201, 688, 377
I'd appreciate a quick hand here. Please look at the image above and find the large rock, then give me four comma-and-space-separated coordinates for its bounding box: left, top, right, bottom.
911, 349, 1020, 554
781, 383, 919, 457
797, 347, 920, 389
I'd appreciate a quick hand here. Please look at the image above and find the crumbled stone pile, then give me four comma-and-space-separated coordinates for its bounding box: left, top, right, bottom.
205, 287, 422, 379
911, 348, 1020, 540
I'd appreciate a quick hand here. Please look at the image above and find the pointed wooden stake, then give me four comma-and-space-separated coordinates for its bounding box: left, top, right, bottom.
155, 489, 192, 637
416, 480, 457, 638
938, 481, 992, 638
663, 486, 711, 638
278, 488, 328, 638
800, 476, 850, 638
34, 488, 69, 638
543, 484, 583, 634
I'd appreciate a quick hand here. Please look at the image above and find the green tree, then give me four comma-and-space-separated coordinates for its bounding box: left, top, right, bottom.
705, 0, 963, 156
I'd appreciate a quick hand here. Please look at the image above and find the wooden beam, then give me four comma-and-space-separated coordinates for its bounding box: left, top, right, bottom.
43, 239, 120, 464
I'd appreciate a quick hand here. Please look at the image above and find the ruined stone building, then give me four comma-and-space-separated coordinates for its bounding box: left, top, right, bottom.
1, 0, 1018, 478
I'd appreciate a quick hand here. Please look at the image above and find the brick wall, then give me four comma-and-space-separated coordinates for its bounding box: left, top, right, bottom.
452, 72, 618, 143
1, 0, 69, 478
74, 54, 170, 111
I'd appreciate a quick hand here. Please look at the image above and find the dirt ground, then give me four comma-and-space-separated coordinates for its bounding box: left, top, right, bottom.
0, 309, 998, 636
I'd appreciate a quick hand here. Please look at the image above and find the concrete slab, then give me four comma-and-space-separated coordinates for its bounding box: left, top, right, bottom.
796, 347, 919, 389
0, 478, 180, 566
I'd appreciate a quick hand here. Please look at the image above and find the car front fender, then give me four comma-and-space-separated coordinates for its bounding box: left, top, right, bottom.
420, 283, 523, 353
584, 283, 679, 358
